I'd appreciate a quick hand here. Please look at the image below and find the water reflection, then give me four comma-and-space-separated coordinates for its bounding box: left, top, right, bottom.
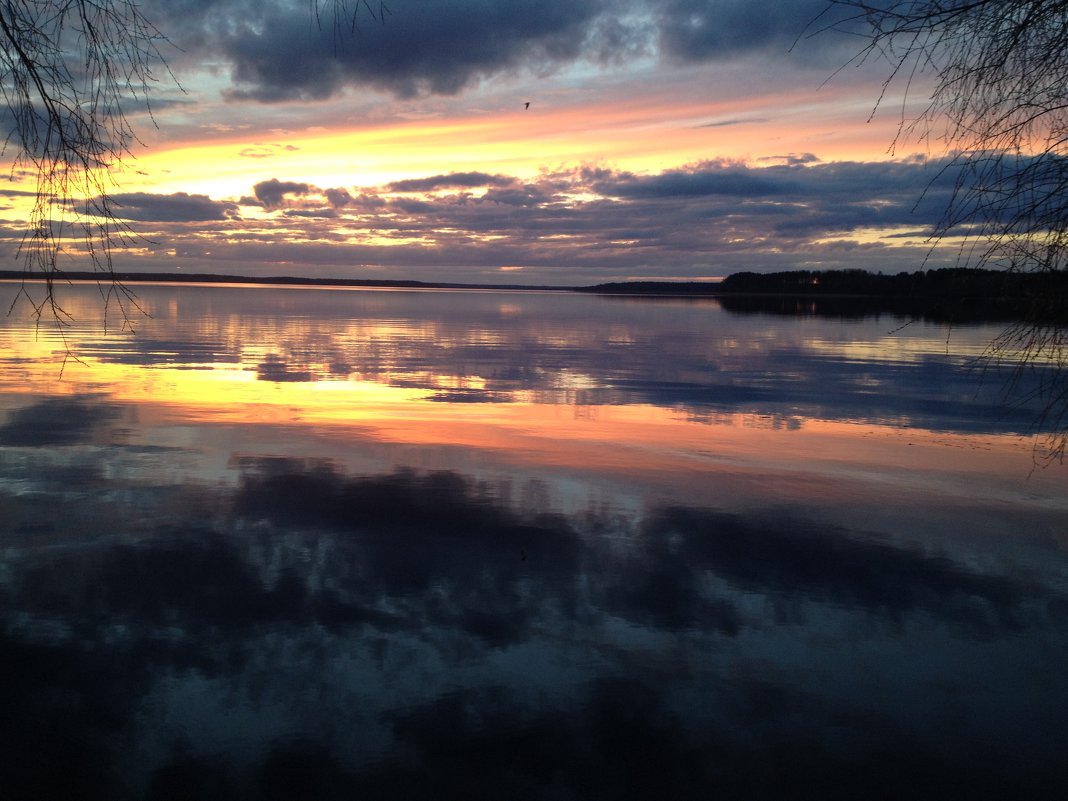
2, 283, 1058, 436
1, 283, 1066, 799
2, 458, 1065, 799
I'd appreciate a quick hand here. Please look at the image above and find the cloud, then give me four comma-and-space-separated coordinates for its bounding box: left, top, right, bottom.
250, 179, 363, 213
253, 178, 312, 209
143, 1, 861, 102
238, 143, 301, 158
698, 116, 769, 128
323, 187, 352, 208
214, 0, 616, 101
109, 192, 239, 222
654, 0, 858, 63
595, 162, 787, 198
388, 172, 515, 192
101, 156, 978, 282
758, 153, 821, 166
481, 184, 557, 206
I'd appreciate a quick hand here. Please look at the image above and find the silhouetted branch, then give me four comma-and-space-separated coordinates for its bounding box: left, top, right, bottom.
822, 1, 1068, 460
1, 1, 381, 331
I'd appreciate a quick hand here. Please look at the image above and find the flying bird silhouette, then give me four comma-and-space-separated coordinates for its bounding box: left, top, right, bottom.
524, 101, 530, 109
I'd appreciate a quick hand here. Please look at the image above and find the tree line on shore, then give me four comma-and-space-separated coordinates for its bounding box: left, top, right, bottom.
586, 268, 1068, 324
717, 268, 1068, 300
5, 266, 1066, 323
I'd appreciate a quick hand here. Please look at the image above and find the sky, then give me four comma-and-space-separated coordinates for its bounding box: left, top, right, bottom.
1, 0, 964, 285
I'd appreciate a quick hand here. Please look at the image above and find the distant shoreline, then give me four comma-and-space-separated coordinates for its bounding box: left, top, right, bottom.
0, 270, 580, 293
1, 268, 1064, 319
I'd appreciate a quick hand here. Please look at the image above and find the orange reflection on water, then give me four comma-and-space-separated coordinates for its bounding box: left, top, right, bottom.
6, 331, 1060, 515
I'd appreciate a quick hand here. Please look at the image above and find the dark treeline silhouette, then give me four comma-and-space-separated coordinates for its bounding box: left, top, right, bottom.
584, 268, 1068, 324
716, 268, 1068, 324
719, 267, 1063, 298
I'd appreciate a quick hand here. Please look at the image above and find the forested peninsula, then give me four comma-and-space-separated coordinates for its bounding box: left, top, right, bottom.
3, 267, 1065, 323
584, 268, 1068, 324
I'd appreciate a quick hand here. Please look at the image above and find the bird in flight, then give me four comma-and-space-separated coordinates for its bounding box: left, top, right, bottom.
524, 101, 530, 109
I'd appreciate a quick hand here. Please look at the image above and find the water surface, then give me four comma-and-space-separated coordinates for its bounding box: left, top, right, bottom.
1, 282, 1065, 799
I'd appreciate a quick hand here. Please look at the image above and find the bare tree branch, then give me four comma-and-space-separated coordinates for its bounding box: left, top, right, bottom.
0, 0, 174, 330
1, 1, 384, 332
821, 1, 1068, 461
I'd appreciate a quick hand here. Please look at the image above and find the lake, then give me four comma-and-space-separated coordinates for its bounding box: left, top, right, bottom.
1, 281, 1066, 800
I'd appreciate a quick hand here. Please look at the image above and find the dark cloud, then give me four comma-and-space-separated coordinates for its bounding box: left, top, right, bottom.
253, 178, 312, 209
349, 191, 388, 210
698, 116, 769, 128
388, 172, 516, 192
345, 157, 952, 275
323, 187, 352, 208
142, 1, 862, 102
481, 183, 557, 206
217, 0, 614, 101
284, 208, 338, 219
596, 163, 787, 198
238, 143, 300, 158
390, 196, 436, 214
0, 395, 121, 446
654, 0, 856, 63
758, 152, 821, 166
109, 192, 239, 222
102, 156, 984, 281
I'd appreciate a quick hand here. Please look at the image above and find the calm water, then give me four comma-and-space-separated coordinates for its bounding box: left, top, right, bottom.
1, 282, 1066, 800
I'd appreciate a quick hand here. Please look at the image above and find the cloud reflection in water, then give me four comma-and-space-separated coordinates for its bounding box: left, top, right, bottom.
18, 283, 1053, 435
0, 284, 1065, 799
1, 455, 1065, 799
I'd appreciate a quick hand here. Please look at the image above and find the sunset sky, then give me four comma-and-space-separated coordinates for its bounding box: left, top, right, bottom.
2, 0, 962, 285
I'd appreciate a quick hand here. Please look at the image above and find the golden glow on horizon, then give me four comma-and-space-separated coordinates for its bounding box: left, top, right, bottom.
0, 49, 939, 286
110, 86, 911, 203
0, 76, 927, 276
